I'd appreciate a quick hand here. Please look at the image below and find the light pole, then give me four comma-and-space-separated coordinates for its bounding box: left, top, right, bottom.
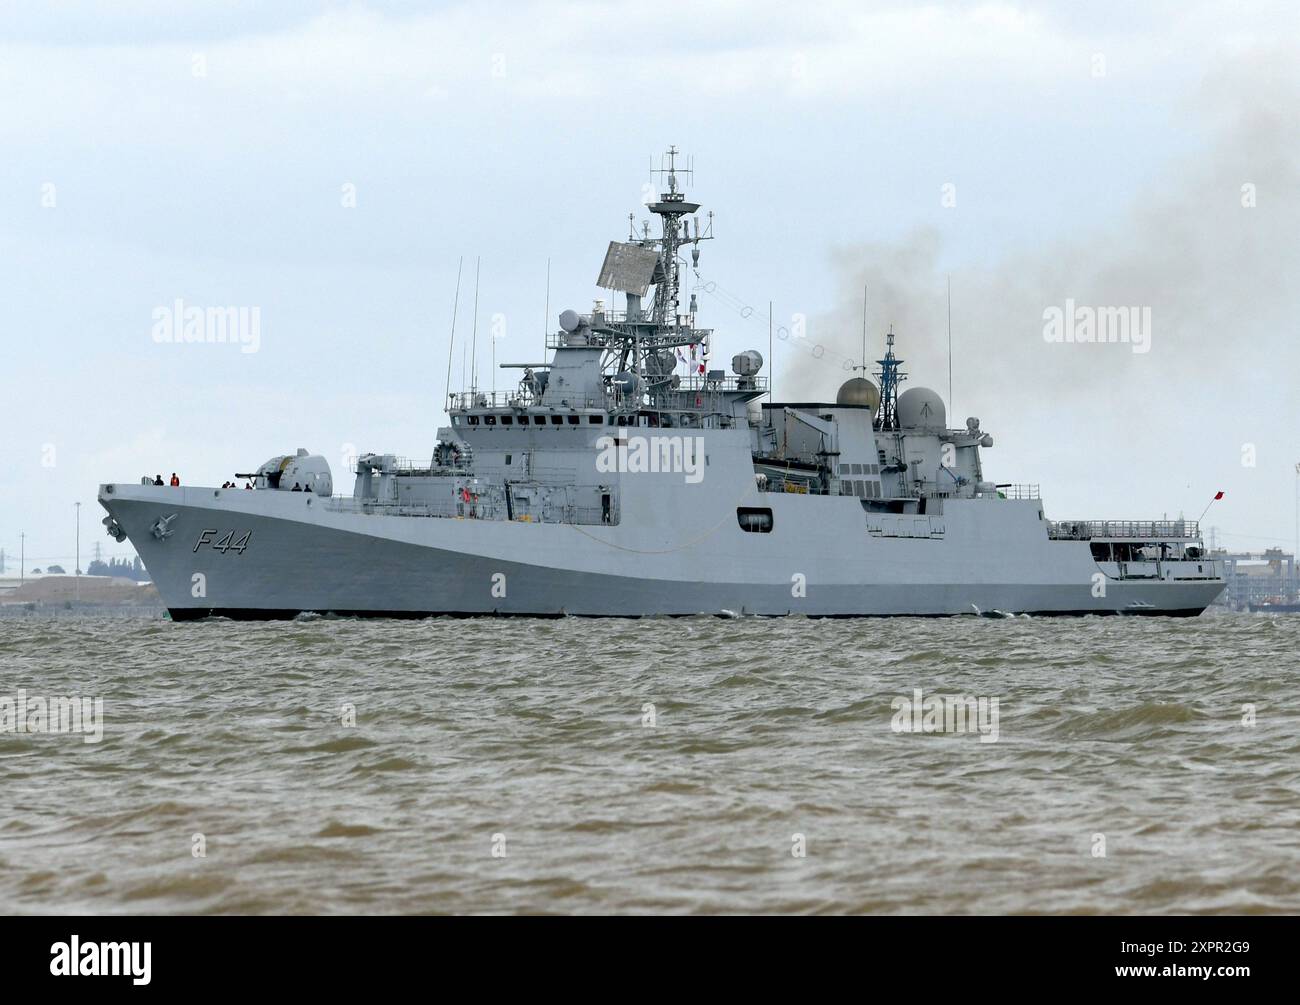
19, 532, 23, 587
74, 501, 81, 602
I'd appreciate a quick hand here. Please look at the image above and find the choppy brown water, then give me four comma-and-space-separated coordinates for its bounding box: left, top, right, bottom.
1, 610, 1298, 914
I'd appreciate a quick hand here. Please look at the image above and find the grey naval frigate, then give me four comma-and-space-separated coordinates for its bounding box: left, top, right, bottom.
98, 150, 1225, 620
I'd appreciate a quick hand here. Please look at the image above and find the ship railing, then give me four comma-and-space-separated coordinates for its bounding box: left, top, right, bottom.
672, 375, 767, 394
1047, 519, 1201, 541
354, 456, 460, 474
545, 321, 704, 349
449, 380, 766, 418
448, 391, 537, 410
995, 484, 1040, 499
450, 391, 627, 412
384, 456, 431, 471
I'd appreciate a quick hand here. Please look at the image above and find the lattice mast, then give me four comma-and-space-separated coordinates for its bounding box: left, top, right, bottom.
874, 326, 908, 430
594, 147, 715, 387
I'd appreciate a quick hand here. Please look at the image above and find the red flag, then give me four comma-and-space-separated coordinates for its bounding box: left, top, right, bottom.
1214, 491, 1224, 500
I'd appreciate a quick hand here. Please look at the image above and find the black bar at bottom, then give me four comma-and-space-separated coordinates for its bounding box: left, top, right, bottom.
0, 915, 1290, 992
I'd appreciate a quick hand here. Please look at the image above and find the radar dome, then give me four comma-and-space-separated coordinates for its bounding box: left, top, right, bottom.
896, 387, 946, 430
731, 350, 764, 377
836, 377, 881, 412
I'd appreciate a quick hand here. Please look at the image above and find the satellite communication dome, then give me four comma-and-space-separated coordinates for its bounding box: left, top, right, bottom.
896, 387, 947, 429
731, 350, 764, 376
836, 377, 881, 413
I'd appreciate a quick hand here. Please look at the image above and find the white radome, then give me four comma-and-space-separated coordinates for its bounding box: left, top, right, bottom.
896, 386, 946, 429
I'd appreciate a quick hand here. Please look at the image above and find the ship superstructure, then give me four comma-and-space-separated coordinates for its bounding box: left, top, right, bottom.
98, 150, 1225, 618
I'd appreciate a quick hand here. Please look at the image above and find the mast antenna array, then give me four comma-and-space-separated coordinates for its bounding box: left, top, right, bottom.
644, 146, 709, 326
586, 146, 723, 399
874, 325, 907, 430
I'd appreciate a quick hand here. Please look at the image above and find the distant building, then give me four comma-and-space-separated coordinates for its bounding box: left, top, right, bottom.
1212, 547, 1299, 610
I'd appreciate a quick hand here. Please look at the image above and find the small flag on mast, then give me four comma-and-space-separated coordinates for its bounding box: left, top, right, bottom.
1198, 491, 1225, 522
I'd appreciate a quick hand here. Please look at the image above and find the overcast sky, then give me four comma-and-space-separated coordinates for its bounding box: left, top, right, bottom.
2, 0, 1297, 569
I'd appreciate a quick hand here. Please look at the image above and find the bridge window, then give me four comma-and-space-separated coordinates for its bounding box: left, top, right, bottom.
518, 415, 529, 425
567, 414, 579, 425
467, 415, 480, 426
484, 415, 496, 425
550, 415, 563, 425
500, 415, 513, 426
737, 507, 774, 533
588, 415, 604, 424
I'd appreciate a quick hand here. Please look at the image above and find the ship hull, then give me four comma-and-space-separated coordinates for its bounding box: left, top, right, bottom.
100, 484, 1226, 619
